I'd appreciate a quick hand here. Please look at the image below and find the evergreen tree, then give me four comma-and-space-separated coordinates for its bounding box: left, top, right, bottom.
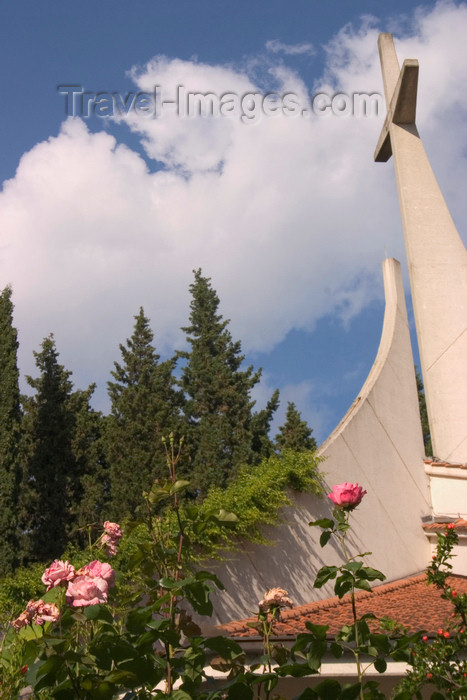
275, 401, 317, 452
106, 308, 184, 519
0, 286, 22, 575
179, 269, 267, 495
250, 389, 280, 461
416, 367, 432, 457
20, 335, 78, 562
68, 385, 109, 540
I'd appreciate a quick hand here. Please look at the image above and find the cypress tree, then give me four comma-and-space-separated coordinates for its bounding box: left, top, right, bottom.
68, 385, 109, 540
106, 308, 184, 519
416, 367, 432, 457
179, 269, 265, 495
275, 401, 317, 452
20, 335, 78, 562
0, 286, 22, 575
250, 389, 280, 461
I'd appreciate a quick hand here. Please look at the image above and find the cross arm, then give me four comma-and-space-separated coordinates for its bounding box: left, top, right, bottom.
374, 59, 419, 162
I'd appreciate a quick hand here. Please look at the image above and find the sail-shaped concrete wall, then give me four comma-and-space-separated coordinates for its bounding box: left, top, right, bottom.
207, 258, 431, 624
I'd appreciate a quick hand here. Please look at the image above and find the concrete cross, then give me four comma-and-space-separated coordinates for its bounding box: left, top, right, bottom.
374, 34, 419, 162
374, 33, 467, 464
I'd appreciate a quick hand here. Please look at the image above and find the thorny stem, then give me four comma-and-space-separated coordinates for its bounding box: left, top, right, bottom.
256, 610, 277, 700
161, 433, 185, 694
340, 518, 364, 700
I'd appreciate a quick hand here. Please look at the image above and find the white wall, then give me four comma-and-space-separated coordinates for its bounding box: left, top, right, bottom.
204, 259, 432, 625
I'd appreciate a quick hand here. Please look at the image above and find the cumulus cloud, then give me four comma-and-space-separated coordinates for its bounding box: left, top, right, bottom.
265, 39, 315, 56
1, 2, 466, 408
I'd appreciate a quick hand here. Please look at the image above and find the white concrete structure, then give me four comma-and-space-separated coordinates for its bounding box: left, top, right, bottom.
208, 259, 432, 624
204, 34, 466, 626
375, 34, 467, 464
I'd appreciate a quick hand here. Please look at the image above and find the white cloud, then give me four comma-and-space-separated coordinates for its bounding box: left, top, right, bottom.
265, 39, 315, 56
1, 2, 466, 404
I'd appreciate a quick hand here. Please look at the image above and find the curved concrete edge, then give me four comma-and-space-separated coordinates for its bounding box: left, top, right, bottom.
314, 257, 433, 586
204, 259, 433, 626
319, 257, 417, 455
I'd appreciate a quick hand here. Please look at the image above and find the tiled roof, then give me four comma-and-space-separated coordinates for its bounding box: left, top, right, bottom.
424, 458, 467, 469
218, 574, 467, 639
423, 518, 467, 532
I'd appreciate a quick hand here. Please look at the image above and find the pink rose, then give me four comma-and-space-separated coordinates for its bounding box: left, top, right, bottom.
259, 587, 293, 613
34, 602, 60, 625
11, 611, 30, 631
327, 482, 367, 510
77, 560, 115, 588
101, 533, 119, 557
104, 521, 123, 539
66, 575, 109, 607
12, 599, 61, 630
41, 560, 76, 591
25, 599, 44, 617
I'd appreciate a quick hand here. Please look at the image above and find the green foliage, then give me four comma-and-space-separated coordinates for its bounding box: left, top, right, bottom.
106, 307, 185, 519
191, 449, 324, 553
0, 286, 22, 575
0, 562, 46, 628
250, 388, 280, 462
394, 526, 467, 698
19, 335, 80, 562
416, 367, 432, 457
19, 336, 105, 562
179, 269, 278, 495
69, 386, 110, 540
4, 465, 467, 700
275, 401, 317, 453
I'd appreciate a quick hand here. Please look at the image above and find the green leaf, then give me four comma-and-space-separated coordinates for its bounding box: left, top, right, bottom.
204, 636, 244, 659
309, 518, 334, 529
292, 689, 319, 700
84, 604, 114, 623
314, 565, 338, 588
344, 561, 363, 573
359, 566, 385, 581
304, 622, 329, 639
320, 530, 332, 547
335, 578, 353, 598
369, 633, 390, 654
169, 479, 191, 494
184, 580, 213, 616
277, 662, 317, 677
54, 687, 76, 700
340, 683, 363, 700
171, 691, 196, 700
158, 576, 181, 590
104, 669, 138, 685
226, 681, 254, 700
314, 678, 343, 699
35, 655, 65, 680
333, 507, 347, 524
125, 606, 154, 634
354, 579, 372, 592
92, 682, 115, 699
194, 570, 225, 590
307, 639, 327, 670
214, 508, 239, 523
374, 657, 387, 673
330, 642, 343, 658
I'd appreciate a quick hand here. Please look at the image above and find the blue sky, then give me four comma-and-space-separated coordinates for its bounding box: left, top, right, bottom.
1, 1, 466, 442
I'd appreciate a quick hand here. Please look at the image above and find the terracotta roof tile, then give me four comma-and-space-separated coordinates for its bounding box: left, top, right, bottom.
424, 459, 467, 469
218, 574, 467, 639
422, 518, 467, 532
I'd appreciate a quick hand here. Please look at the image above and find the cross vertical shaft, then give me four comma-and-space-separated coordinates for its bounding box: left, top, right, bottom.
375, 34, 467, 463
